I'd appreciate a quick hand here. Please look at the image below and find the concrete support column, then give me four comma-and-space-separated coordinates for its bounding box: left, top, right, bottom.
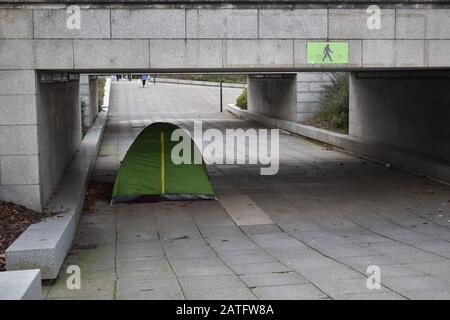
247, 74, 297, 122
80, 75, 98, 130
296, 72, 333, 123
349, 72, 450, 163
0, 70, 41, 210
0, 70, 82, 211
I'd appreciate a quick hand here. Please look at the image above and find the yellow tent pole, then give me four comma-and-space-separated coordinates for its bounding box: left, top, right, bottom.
160, 132, 165, 195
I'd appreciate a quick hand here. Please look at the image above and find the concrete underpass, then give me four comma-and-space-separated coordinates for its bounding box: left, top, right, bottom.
42, 80, 450, 300
2, 0, 450, 301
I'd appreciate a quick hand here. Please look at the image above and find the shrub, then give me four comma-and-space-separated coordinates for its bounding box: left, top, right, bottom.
322, 73, 349, 131
236, 87, 248, 110
308, 73, 349, 133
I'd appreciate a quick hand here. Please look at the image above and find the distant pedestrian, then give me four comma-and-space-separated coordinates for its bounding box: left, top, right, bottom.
153, 73, 157, 84
140, 74, 148, 88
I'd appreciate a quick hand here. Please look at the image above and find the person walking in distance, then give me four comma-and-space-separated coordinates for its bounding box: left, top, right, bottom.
140, 74, 148, 88
322, 44, 333, 62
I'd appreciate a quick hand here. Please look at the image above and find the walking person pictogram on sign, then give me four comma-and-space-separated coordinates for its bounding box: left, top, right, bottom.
322, 44, 333, 62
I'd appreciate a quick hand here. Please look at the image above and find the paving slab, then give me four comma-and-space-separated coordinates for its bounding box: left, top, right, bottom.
314, 277, 390, 298
252, 283, 328, 300
381, 275, 450, 294
218, 195, 274, 226
186, 286, 257, 300
116, 276, 184, 300
240, 272, 307, 288
230, 261, 293, 276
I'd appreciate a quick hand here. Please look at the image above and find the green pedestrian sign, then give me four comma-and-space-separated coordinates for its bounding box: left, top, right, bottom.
307, 42, 349, 64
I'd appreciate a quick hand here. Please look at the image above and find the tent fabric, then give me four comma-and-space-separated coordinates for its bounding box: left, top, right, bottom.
112, 122, 215, 203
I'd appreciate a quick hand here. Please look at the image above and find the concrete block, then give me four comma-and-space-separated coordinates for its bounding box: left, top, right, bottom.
297, 92, 322, 103
186, 9, 257, 39
259, 9, 327, 39
321, 73, 335, 82
428, 40, 450, 67
0, 95, 37, 125
0, 70, 36, 95
0, 270, 41, 300
297, 72, 322, 82
34, 40, 74, 69
362, 40, 426, 67
0, 40, 34, 69
150, 40, 222, 69
329, 9, 395, 39
397, 9, 450, 39
74, 40, 149, 69
298, 102, 322, 113
0, 39, 73, 70
297, 82, 309, 92
0, 155, 40, 185
294, 40, 362, 68
112, 9, 185, 39
0, 9, 33, 39
0, 185, 41, 212
0, 125, 38, 155
6, 218, 75, 279
223, 40, 293, 68
34, 9, 110, 39
309, 82, 327, 92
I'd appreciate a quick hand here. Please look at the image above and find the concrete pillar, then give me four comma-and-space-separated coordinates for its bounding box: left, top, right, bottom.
0, 70, 41, 210
37, 72, 82, 207
0, 71, 81, 211
296, 72, 333, 123
247, 74, 297, 121
349, 72, 450, 163
80, 75, 99, 130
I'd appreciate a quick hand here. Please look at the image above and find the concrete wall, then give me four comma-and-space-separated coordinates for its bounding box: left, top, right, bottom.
80, 75, 98, 130
248, 74, 297, 122
1, 6, 450, 71
296, 72, 332, 122
0, 70, 41, 210
0, 71, 81, 211
37, 73, 82, 207
349, 72, 450, 163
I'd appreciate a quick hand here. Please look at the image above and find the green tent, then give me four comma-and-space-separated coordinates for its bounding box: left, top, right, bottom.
112, 122, 215, 203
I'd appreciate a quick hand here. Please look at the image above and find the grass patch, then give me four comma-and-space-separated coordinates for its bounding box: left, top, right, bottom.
306, 73, 349, 134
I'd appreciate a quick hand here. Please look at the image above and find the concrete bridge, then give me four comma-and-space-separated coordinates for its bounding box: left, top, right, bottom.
2, 0, 450, 72
1, 0, 450, 211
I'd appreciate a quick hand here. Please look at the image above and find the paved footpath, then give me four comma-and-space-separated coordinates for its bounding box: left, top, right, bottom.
44, 80, 450, 300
